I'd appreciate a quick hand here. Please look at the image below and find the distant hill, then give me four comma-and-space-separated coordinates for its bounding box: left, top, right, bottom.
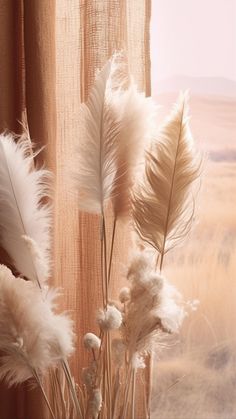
153, 76, 236, 98
152, 93, 236, 155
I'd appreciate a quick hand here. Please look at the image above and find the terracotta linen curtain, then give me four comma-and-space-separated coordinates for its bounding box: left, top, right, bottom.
0, 1, 151, 418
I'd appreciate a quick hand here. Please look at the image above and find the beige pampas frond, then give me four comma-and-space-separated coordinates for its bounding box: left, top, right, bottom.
132, 92, 202, 266
0, 134, 52, 287
0, 265, 74, 386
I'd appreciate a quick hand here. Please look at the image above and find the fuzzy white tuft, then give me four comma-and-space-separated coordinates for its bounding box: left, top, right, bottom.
131, 353, 145, 370
83, 333, 101, 350
0, 265, 74, 386
97, 305, 122, 331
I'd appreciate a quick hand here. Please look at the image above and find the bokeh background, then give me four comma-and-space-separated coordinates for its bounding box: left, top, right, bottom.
150, 1, 236, 417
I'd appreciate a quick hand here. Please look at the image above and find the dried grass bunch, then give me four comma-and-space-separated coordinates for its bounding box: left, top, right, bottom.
0, 53, 202, 418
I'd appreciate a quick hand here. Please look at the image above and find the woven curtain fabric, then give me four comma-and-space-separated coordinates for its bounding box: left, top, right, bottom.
0, 1, 151, 418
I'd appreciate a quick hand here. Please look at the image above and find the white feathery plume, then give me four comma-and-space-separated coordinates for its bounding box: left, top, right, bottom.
0, 265, 74, 386
73, 57, 122, 214
132, 92, 202, 266
0, 134, 52, 286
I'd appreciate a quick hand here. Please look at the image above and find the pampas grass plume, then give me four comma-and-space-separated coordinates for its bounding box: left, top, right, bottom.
0, 265, 74, 386
132, 92, 202, 261
0, 134, 52, 286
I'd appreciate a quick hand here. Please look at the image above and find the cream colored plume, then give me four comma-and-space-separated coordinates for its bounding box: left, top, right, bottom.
132, 92, 202, 265
0, 134, 52, 287
111, 83, 156, 219
0, 265, 74, 386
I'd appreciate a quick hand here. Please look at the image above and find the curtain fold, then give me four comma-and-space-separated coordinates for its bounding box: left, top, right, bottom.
24, 0, 57, 169
0, 0, 24, 134
0, 1, 151, 417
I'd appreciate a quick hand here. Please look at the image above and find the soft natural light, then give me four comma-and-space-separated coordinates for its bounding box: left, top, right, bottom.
151, 0, 236, 95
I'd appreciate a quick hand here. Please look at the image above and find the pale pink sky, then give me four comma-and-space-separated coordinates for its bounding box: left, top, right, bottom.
151, 0, 236, 82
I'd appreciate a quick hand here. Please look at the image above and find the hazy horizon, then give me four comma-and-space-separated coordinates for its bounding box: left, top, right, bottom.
151, 0, 236, 94
152, 74, 236, 97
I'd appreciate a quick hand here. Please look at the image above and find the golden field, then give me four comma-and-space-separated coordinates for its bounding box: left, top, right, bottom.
151, 94, 236, 418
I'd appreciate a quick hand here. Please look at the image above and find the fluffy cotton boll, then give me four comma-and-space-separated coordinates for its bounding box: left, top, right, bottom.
97, 305, 122, 331
88, 388, 102, 418
83, 333, 101, 350
131, 353, 145, 370
156, 279, 186, 333
130, 272, 163, 302
119, 287, 131, 303
0, 265, 74, 386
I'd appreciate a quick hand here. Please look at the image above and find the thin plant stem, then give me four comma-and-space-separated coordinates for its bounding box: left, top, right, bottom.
108, 217, 117, 283
92, 348, 96, 362
159, 251, 165, 272
131, 369, 136, 419
62, 359, 83, 419
102, 213, 109, 305
112, 367, 120, 419
106, 332, 112, 418
100, 215, 106, 307
155, 253, 160, 271
146, 354, 152, 419
101, 213, 112, 417
122, 364, 133, 418
33, 370, 56, 419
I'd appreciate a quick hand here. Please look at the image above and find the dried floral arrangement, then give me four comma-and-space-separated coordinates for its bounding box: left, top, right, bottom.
0, 54, 202, 419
